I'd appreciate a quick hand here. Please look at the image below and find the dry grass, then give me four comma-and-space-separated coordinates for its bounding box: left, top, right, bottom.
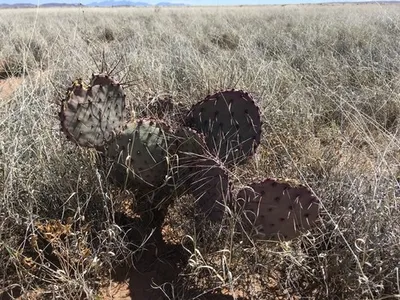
0, 4, 400, 300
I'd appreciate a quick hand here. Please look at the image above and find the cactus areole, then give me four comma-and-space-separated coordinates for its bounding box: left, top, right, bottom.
237, 179, 320, 240
59, 73, 127, 149
185, 90, 261, 166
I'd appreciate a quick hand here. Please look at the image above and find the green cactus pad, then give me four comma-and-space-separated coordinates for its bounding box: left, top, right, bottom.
59, 74, 126, 148
185, 90, 261, 166
107, 118, 173, 188
237, 179, 320, 240
188, 156, 231, 222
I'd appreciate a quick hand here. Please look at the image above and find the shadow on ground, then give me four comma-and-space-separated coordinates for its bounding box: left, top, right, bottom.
0, 200, 247, 300
108, 209, 248, 300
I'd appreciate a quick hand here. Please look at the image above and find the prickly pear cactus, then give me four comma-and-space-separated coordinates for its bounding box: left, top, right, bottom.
167, 126, 207, 188
107, 118, 173, 188
185, 90, 261, 166
59, 73, 127, 148
237, 179, 319, 240
188, 156, 231, 222
167, 126, 231, 221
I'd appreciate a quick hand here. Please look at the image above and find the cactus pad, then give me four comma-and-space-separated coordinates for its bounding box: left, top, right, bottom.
107, 118, 173, 188
237, 179, 320, 240
167, 126, 207, 187
59, 73, 127, 148
169, 128, 230, 221
188, 157, 231, 222
185, 90, 261, 166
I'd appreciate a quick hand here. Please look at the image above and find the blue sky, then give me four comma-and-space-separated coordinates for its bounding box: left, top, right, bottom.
0, 0, 385, 5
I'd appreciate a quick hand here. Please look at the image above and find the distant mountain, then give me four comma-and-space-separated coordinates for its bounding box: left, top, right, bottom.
87, 0, 149, 6
155, 1, 186, 5
0, 2, 35, 6
87, 1, 186, 7
40, 2, 81, 6
0, 0, 82, 4
0, 1, 186, 7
